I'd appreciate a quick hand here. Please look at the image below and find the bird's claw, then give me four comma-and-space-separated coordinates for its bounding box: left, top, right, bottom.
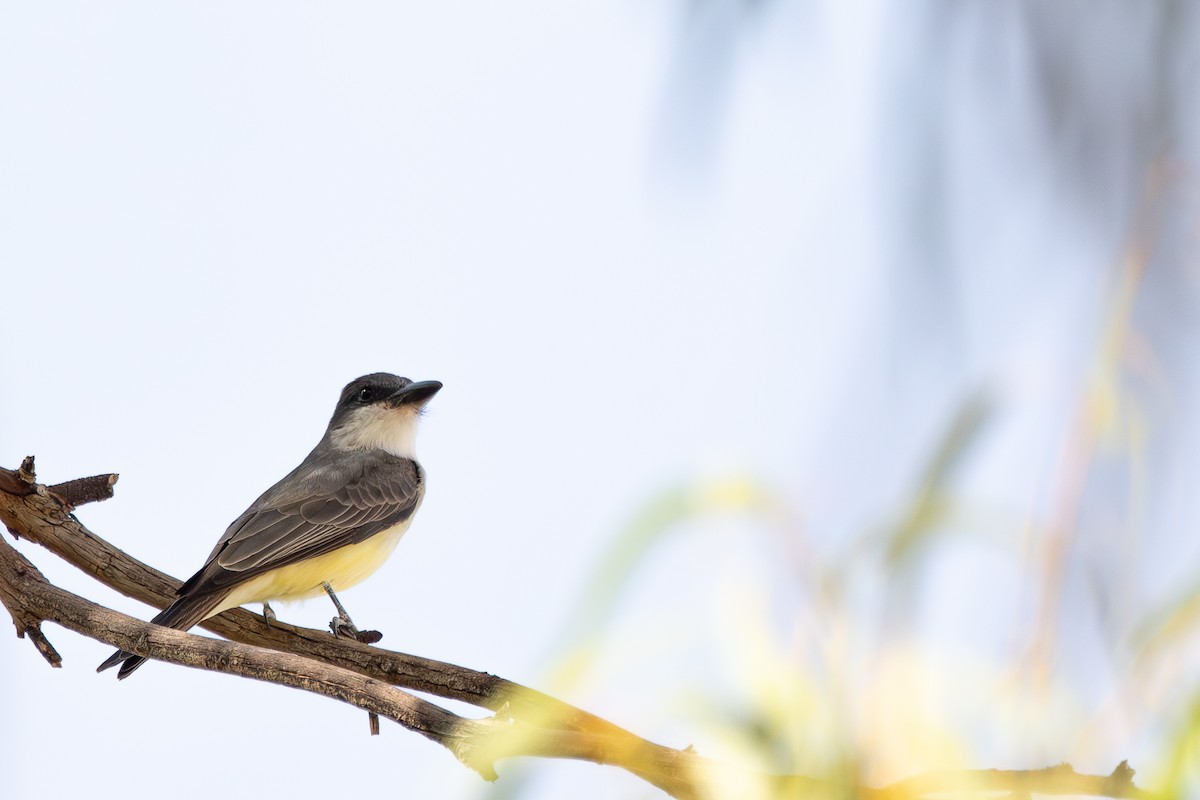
328, 614, 382, 644
322, 582, 381, 643
330, 614, 357, 639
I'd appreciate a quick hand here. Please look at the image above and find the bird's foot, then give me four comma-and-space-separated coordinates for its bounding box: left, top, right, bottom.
323, 582, 382, 644
262, 602, 277, 626
328, 614, 383, 644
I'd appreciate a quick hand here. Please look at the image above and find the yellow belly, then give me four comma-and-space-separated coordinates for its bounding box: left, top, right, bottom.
207, 519, 412, 618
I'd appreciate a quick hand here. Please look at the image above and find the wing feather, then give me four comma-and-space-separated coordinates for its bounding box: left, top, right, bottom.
179, 451, 423, 596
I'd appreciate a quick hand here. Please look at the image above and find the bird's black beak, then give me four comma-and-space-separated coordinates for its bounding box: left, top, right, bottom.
387, 380, 442, 407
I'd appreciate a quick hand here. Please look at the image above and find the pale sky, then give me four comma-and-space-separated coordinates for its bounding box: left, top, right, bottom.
4, 3, 1198, 799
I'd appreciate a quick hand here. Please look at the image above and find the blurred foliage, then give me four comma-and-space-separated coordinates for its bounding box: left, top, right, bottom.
880, 391, 992, 570
499, 366, 1200, 797
1135, 580, 1200, 667
1155, 691, 1200, 797
489, 1, 1200, 796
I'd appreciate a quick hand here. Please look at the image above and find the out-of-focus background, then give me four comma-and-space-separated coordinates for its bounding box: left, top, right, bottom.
3, 2, 1200, 798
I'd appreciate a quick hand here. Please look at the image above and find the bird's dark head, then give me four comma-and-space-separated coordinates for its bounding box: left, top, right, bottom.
327, 373, 442, 457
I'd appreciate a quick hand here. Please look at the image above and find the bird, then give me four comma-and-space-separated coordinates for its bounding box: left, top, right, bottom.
98, 372, 441, 679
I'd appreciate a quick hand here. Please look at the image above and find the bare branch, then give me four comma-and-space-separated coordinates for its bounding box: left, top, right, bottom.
0, 529, 763, 795
0, 534, 497, 778
0, 463, 661, 735
0, 463, 722, 796
0, 462, 1163, 799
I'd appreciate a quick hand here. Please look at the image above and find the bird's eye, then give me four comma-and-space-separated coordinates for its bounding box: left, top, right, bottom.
357, 387, 373, 402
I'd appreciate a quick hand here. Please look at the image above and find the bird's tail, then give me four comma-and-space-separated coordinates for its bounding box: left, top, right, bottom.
97, 592, 224, 679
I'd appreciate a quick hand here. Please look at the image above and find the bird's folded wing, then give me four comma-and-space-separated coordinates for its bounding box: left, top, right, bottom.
179, 452, 422, 594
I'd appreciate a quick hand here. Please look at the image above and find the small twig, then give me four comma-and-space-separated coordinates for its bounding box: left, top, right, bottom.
47, 473, 119, 510
22, 623, 63, 667
0, 539, 63, 667
0, 457, 35, 498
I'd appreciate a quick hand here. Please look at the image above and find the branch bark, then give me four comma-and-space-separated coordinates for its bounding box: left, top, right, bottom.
0, 460, 1160, 800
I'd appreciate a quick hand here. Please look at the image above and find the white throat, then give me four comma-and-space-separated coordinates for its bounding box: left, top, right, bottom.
330, 406, 419, 458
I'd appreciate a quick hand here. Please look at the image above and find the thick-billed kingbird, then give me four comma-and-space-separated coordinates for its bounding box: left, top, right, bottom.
99, 372, 441, 679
